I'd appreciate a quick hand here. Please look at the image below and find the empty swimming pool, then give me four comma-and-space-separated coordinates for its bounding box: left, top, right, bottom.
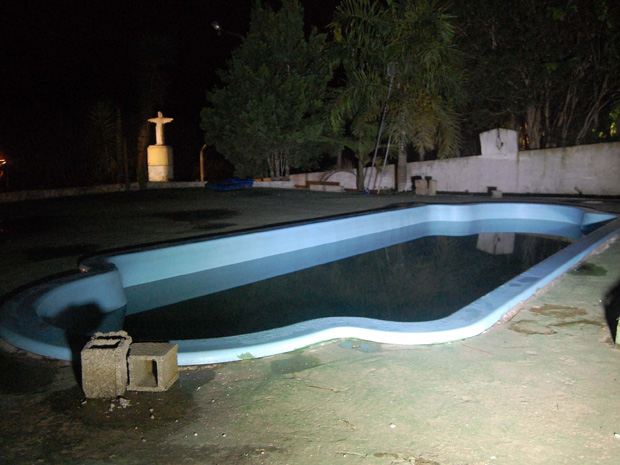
123, 233, 570, 341
1, 203, 618, 365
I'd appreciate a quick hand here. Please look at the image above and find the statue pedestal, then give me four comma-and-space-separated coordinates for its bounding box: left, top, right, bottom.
148, 145, 174, 182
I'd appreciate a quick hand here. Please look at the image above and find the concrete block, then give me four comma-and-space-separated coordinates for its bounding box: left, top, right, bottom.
81, 331, 132, 398
127, 343, 179, 392
428, 179, 437, 196
414, 179, 428, 195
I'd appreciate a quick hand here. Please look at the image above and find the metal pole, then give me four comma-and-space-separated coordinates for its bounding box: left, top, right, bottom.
200, 144, 206, 182
375, 134, 392, 193
365, 62, 397, 191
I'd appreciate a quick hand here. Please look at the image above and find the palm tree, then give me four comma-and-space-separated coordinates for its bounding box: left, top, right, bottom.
330, 0, 393, 191
341, 119, 381, 191
87, 101, 121, 184
331, 0, 464, 191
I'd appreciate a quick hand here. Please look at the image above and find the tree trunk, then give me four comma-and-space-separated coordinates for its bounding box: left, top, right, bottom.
199, 144, 206, 182
273, 154, 281, 181
575, 75, 610, 146
122, 138, 130, 190
526, 105, 542, 149
115, 107, 126, 186
357, 157, 365, 191
267, 154, 276, 179
397, 139, 408, 192
137, 122, 149, 188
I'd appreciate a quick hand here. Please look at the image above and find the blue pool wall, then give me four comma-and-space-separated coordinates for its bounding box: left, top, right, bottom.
0, 203, 618, 365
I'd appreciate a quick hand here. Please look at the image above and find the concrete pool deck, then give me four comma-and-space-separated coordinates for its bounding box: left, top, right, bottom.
1, 188, 620, 465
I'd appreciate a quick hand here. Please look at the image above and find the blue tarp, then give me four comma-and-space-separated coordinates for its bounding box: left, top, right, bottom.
205, 179, 253, 191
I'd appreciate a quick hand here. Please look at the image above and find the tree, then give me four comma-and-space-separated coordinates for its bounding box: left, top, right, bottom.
340, 120, 383, 191
331, 0, 465, 191
456, 0, 620, 149
86, 101, 121, 184
328, 0, 393, 191
201, 0, 333, 179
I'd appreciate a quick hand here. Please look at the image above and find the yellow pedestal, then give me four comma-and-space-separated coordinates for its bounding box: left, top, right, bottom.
147, 145, 174, 182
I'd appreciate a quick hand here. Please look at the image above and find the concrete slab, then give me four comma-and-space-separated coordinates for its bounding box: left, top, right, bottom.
1, 188, 620, 464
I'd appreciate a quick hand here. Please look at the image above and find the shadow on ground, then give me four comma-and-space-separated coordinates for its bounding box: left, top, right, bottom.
604, 280, 620, 342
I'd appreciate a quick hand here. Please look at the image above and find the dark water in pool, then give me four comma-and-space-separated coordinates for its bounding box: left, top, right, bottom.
124, 233, 570, 341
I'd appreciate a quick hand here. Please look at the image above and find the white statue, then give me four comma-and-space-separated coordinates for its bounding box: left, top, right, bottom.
148, 111, 173, 146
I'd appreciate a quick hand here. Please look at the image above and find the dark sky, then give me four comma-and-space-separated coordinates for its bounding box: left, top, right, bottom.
0, 0, 339, 186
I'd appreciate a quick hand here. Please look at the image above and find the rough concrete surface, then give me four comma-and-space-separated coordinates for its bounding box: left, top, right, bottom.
127, 343, 179, 392
81, 332, 132, 398
1, 188, 620, 465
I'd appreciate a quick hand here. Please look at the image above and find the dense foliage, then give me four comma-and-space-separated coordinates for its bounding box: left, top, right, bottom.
329, 0, 465, 190
200, 0, 332, 179
456, 0, 619, 149
3, 0, 618, 192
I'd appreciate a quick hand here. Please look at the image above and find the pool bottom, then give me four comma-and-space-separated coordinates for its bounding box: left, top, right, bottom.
124, 233, 570, 341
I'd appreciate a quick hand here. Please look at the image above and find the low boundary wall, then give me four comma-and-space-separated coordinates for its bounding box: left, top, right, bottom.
290, 165, 395, 192
1, 142, 617, 201
292, 142, 619, 195
408, 142, 620, 195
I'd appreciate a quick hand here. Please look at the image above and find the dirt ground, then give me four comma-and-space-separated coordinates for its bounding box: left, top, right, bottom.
1, 188, 620, 465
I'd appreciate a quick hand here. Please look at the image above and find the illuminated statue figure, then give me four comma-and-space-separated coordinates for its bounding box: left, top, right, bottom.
148, 111, 173, 146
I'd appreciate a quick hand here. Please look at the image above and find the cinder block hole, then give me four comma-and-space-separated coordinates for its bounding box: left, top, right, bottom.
90, 341, 121, 350
131, 359, 159, 388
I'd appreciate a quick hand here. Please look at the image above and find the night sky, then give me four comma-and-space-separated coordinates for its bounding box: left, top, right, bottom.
0, 0, 339, 187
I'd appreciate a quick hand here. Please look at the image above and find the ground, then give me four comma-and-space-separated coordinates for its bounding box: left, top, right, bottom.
1, 188, 620, 465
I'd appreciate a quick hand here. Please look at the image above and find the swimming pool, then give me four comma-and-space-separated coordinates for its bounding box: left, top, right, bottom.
123, 232, 571, 340
1, 203, 618, 365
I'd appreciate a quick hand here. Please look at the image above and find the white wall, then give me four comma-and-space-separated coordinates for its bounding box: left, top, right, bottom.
409, 141, 620, 195
290, 165, 395, 191
282, 140, 620, 195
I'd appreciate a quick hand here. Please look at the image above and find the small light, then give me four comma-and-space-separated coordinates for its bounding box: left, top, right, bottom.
211, 21, 221, 32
